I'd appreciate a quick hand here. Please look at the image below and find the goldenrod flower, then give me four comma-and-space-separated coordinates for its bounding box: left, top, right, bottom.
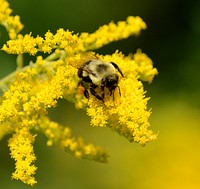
0, 0, 158, 185
37, 116, 109, 163
79, 16, 146, 51
0, 0, 23, 39
8, 128, 37, 186
86, 50, 158, 145
2, 17, 146, 55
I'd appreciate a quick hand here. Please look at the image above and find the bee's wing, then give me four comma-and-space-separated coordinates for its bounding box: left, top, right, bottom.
68, 52, 99, 69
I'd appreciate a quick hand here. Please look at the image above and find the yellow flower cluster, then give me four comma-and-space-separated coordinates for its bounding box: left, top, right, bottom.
37, 116, 109, 163
0, 0, 158, 185
0, 57, 110, 185
8, 128, 37, 186
79, 16, 147, 50
2, 16, 146, 55
86, 51, 158, 145
134, 49, 158, 83
2, 29, 79, 55
0, 0, 23, 39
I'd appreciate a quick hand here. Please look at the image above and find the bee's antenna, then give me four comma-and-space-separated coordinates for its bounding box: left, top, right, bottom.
110, 62, 124, 77
117, 85, 121, 97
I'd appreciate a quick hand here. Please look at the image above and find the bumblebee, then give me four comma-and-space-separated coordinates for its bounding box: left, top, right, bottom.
78, 59, 124, 102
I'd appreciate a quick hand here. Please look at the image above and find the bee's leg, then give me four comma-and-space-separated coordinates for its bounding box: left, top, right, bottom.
84, 89, 89, 99
117, 86, 121, 96
110, 90, 115, 101
107, 88, 115, 101
90, 84, 103, 101
112, 86, 121, 101
101, 81, 105, 100
78, 81, 89, 99
110, 62, 124, 77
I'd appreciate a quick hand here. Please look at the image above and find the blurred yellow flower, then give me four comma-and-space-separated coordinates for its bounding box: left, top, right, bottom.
0, 0, 23, 39
0, 0, 158, 185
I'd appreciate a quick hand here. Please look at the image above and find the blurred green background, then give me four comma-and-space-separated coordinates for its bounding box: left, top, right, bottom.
0, 0, 200, 188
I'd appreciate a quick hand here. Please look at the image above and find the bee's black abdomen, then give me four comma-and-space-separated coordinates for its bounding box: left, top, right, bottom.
82, 76, 93, 83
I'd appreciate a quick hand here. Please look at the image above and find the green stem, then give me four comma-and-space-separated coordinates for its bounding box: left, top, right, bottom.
45, 50, 66, 61
16, 54, 24, 69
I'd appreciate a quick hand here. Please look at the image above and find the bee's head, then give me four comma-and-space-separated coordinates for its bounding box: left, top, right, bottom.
105, 74, 119, 91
